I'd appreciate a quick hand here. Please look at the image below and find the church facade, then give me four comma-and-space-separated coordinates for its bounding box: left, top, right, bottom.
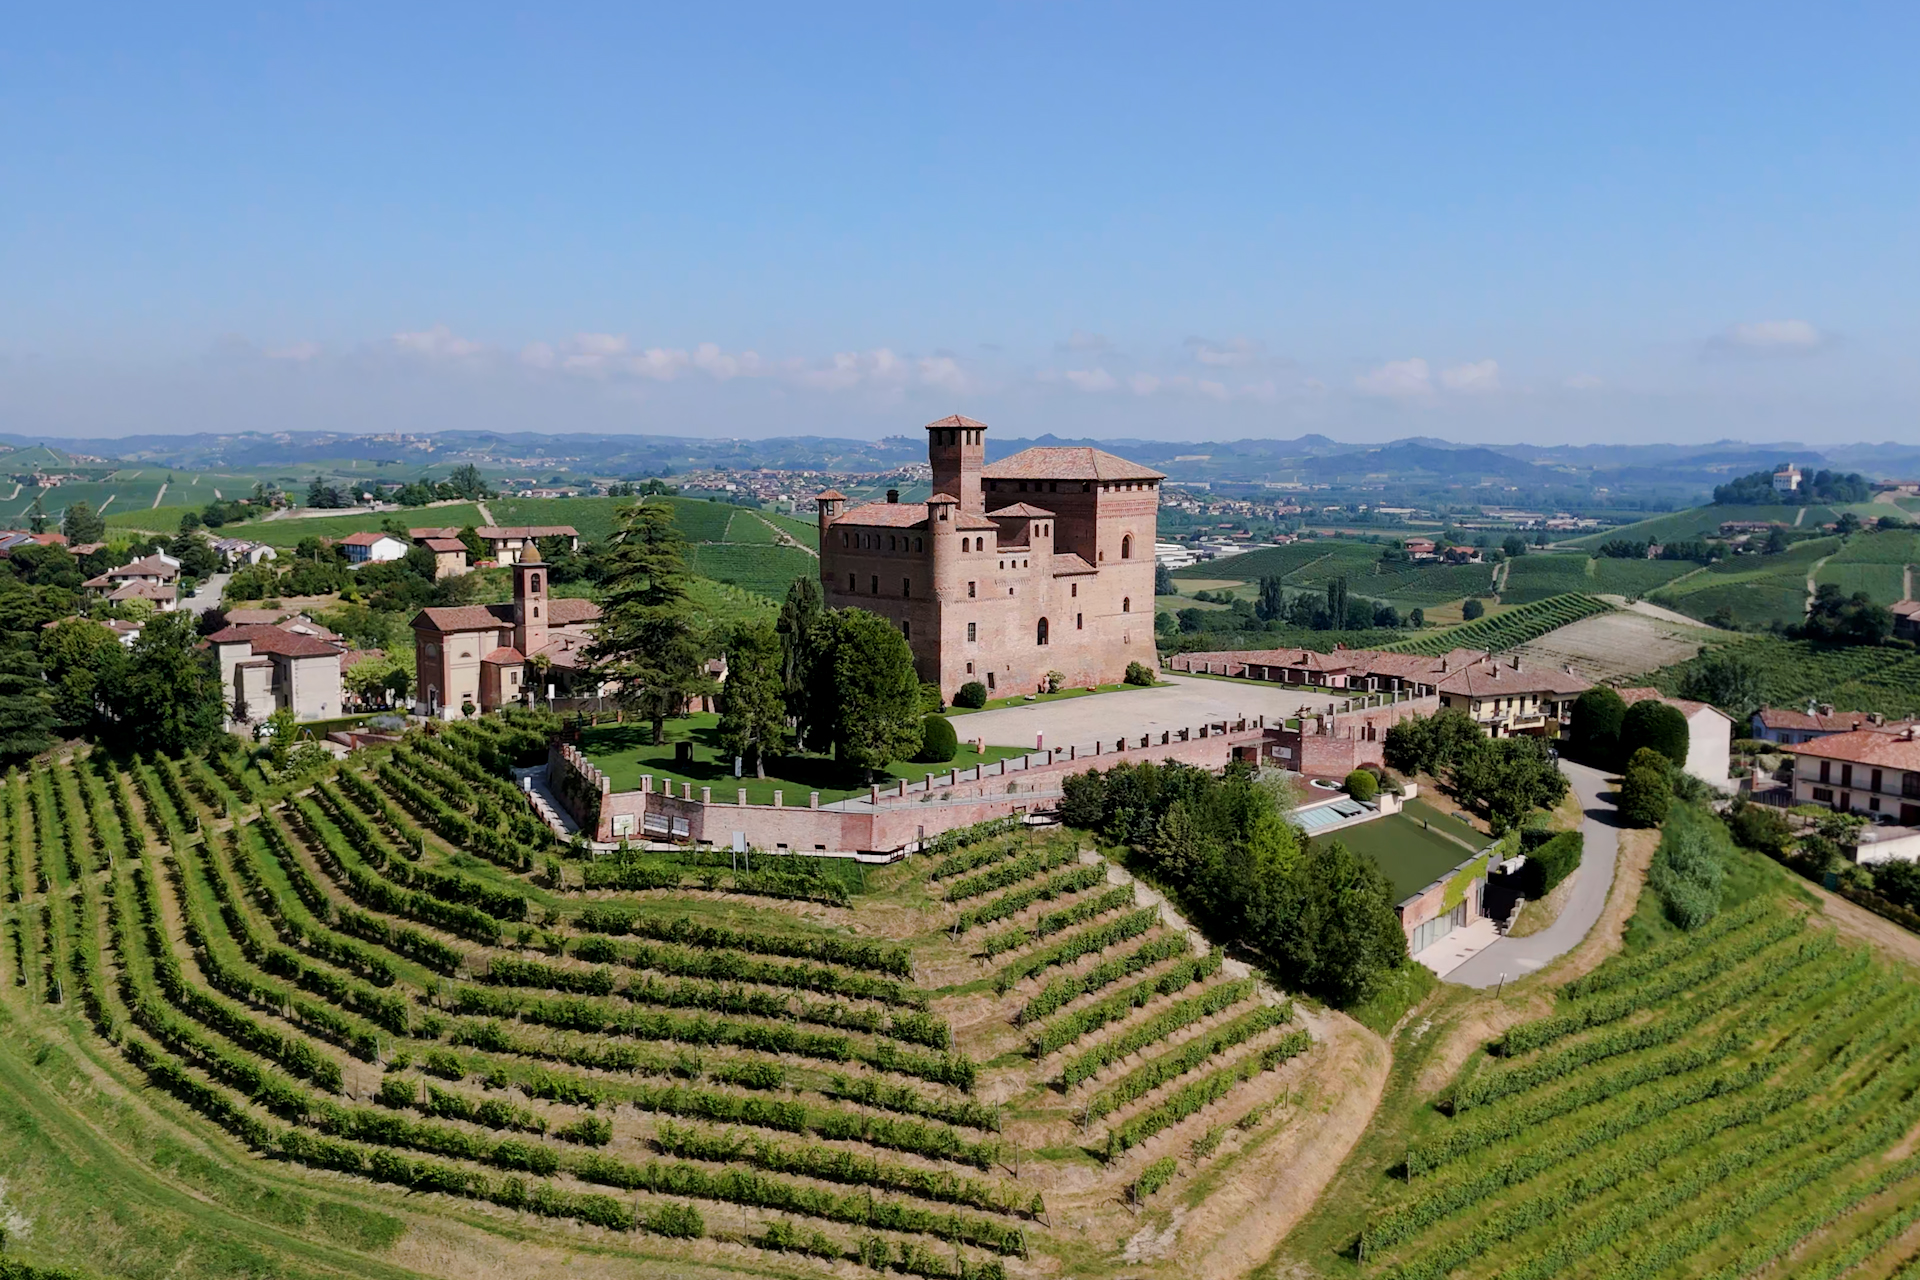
410, 548, 601, 719
817, 415, 1163, 703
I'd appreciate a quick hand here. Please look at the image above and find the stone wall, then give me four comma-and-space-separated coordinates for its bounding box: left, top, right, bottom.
550, 718, 1272, 854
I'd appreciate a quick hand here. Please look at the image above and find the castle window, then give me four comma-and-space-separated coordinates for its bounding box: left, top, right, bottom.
987, 672, 995, 690
939, 508, 948, 521
962, 538, 969, 552
1083, 482, 1091, 492
902, 578, 911, 598
967, 622, 976, 642
1076, 612, 1083, 629
915, 538, 922, 551
966, 661, 974, 674
531, 573, 542, 592
1121, 535, 1133, 559
968, 581, 976, 598
870, 575, 879, 594
1071, 583, 1077, 597
842, 532, 848, 547
1123, 597, 1131, 613
889, 535, 896, 550
1037, 618, 1049, 646
849, 573, 856, 591
902, 620, 911, 640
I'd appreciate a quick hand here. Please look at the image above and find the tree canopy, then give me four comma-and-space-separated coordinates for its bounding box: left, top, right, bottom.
822, 609, 922, 779
588, 501, 713, 744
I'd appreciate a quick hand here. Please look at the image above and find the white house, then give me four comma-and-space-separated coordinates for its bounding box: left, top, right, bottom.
1773, 464, 1803, 494
1617, 687, 1733, 790
212, 537, 277, 567
338, 531, 409, 565
205, 623, 346, 729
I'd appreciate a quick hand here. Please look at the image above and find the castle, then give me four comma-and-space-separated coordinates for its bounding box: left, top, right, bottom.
816, 415, 1163, 702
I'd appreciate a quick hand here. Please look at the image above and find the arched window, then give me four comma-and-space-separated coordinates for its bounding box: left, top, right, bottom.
1036, 617, 1049, 646
530, 573, 542, 592
1121, 534, 1133, 559
1122, 597, 1131, 613
961, 538, 970, 552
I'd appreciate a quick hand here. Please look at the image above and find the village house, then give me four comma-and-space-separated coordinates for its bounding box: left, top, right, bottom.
1748, 703, 1914, 745
338, 531, 409, 564
1784, 727, 1920, 827
83, 553, 180, 610
206, 623, 347, 729
410, 546, 601, 719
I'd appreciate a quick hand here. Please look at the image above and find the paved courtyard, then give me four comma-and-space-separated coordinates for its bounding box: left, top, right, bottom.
952, 673, 1349, 751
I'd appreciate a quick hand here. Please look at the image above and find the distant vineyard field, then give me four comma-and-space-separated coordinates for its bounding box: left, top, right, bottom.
1498, 555, 1590, 603
1559, 502, 1833, 552
1653, 636, 1920, 719
1382, 593, 1613, 655
1585, 557, 1703, 596
687, 544, 818, 599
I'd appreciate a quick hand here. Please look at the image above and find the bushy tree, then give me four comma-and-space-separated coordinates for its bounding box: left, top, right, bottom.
1450, 735, 1569, 835
60, 499, 105, 545
0, 639, 54, 762
1124, 661, 1155, 687
715, 620, 791, 778
1255, 575, 1284, 621
1344, 769, 1378, 802
39, 618, 126, 731
588, 501, 713, 744
1677, 650, 1763, 716
823, 609, 923, 779
1154, 563, 1177, 596
952, 681, 988, 709
1617, 747, 1672, 829
1796, 584, 1893, 646
1257, 839, 1407, 1007
1383, 708, 1485, 777
1621, 699, 1690, 768
118, 611, 224, 755
1462, 598, 1485, 621
1569, 686, 1627, 766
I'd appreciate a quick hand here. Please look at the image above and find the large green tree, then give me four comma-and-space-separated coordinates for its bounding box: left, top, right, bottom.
1255, 575, 1284, 621
1621, 699, 1690, 769
39, 618, 126, 730
775, 576, 828, 749
1450, 734, 1570, 834
117, 610, 224, 755
1569, 686, 1627, 767
824, 609, 923, 779
716, 620, 792, 778
588, 502, 713, 744
60, 499, 106, 545
1256, 838, 1407, 1006
1383, 707, 1486, 778
0, 639, 54, 763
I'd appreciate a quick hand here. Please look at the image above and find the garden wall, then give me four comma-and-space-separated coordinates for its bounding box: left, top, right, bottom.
548, 719, 1274, 854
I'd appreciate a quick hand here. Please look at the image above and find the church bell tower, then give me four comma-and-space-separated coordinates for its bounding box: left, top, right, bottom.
513, 544, 549, 657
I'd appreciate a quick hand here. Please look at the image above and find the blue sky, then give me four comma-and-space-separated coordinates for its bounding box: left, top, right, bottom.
3, 3, 1916, 444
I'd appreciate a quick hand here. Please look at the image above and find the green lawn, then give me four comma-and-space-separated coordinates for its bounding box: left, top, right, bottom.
944, 681, 1164, 717
579, 713, 1029, 804
1321, 810, 1487, 901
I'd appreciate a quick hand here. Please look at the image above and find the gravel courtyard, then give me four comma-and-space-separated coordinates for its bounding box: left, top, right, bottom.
951, 673, 1347, 750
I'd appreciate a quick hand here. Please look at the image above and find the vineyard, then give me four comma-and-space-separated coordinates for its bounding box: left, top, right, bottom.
1646, 536, 1841, 631
1280, 868, 1920, 1280
1381, 594, 1615, 655
1652, 636, 1920, 720
0, 715, 1323, 1280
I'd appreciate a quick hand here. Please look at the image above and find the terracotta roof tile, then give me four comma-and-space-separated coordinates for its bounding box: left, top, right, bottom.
923, 414, 989, 430
423, 538, 468, 552
988, 502, 1055, 518
1437, 662, 1591, 698
413, 605, 512, 632
813, 489, 848, 502
1616, 686, 1727, 720
981, 446, 1165, 483
837, 502, 930, 529
1050, 553, 1097, 574
476, 525, 577, 540
482, 646, 526, 665
1787, 728, 1920, 768
205, 624, 342, 658
549, 598, 602, 625
339, 531, 402, 546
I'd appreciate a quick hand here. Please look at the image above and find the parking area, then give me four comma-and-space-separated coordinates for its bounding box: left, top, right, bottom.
950, 673, 1338, 751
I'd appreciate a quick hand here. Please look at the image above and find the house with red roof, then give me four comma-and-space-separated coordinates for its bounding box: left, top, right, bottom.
206, 622, 348, 728
1784, 727, 1920, 828
409, 545, 602, 718
338, 531, 409, 564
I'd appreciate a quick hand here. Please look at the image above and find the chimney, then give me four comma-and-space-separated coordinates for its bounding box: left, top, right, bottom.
887, 489, 900, 504
1563, 663, 1574, 674
1511, 654, 1522, 670
1869, 712, 1886, 726
1819, 703, 1835, 717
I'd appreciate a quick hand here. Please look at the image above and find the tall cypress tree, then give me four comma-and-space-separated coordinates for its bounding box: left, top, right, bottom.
716, 620, 792, 778
0, 640, 54, 763
775, 576, 827, 749
587, 501, 713, 745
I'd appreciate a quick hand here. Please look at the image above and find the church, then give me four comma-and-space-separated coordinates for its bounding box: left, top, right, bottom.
816, 414, 1163, 703
410, 547, 602, 719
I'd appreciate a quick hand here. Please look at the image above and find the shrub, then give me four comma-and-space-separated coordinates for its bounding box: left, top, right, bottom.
1570, 687, 1627, 766
1462, 599, 1485, 621
953, 681, 988, 709
1124, 661, 1156, 687
1131, 1156, 1178, 1201
1648, 803, 1726, 929
1621, 699, 1690, 768
1521, 830, 1583, 898
914, 716, 958, 764
1344, 769, 1379, 802
1727, 799, 1793, 857
1617, 749, 1672, 829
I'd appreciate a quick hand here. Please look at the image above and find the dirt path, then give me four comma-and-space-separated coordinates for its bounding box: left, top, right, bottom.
150, 482, 167, 508
751, 511, 818, 558
1805, 881, 1920, 968
1189, 1006, 1388, 1280
1806, 553, 1834, 611
475, 501, 496, 527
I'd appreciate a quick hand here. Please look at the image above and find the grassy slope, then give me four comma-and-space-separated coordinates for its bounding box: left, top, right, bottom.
1560, 503, 1835, 552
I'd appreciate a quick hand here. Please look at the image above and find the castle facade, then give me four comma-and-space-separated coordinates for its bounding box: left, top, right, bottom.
816, 415, 1163, 703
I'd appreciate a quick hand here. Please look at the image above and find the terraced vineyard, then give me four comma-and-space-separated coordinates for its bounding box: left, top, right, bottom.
1299, 890, 1920, 1280
1381, 593, 1614, 655
0, 717, 1321, 1280
1653, 636, 1920, 721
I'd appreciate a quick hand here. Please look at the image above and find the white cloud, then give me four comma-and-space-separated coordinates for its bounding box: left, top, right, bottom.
1128, 373, 1162, 396
916, 355, 968, 393
624, 348, 691, 380
392, 324, 485, 359
796, 348, 908, 391
1196, 379, 1230, 401
1354, 357, 1432, 398
1564, 372, 1603, 390
693, 343, 763, 380
1440, 359, 1501, 394
519, 341, 557, 370
266, 341, 322, 362
1065, 367, 1117, 392
1185, 336, 1266, 368
1710, 319, 1828, 356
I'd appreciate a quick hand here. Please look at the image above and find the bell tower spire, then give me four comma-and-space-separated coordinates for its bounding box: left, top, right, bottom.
513, 542, 548, 657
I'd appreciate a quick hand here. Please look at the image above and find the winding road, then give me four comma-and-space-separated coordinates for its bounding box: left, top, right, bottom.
1444, 759, 1621, 988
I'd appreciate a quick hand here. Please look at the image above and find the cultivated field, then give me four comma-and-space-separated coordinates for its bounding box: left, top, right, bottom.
1381, 594, 1614, 656
0, 722, 1360, 1280
1652, 637, 1920, 721
1511, 610, 1728, 683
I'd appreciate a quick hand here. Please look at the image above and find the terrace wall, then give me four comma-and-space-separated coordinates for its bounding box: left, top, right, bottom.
548, 719, 1274, 853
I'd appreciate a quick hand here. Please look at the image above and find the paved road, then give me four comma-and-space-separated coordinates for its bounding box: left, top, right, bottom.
182, 572, 231, 616
1444, 759, 1621, 989
952, 673, 1350, 750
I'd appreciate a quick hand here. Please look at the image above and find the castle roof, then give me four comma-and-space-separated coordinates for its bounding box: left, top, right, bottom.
813, 489, 848, 502
988, 502, 1054, 518
924, 414, 989, 430
982, 446, 1165, 483
838, 502, 929, 529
